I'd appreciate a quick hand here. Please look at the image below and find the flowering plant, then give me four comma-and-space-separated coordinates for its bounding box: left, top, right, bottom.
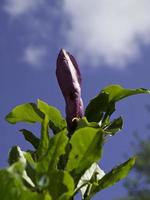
1, 49, 149, 200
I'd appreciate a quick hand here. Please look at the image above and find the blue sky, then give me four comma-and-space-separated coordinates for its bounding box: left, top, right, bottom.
1, 0, 150, 199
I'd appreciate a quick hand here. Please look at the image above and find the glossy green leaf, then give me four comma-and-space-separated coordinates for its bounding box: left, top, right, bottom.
5, 103, 43, 124
37, 99, 67, 134
66, 127, 104, 184
88, 157, 136, 199
42, 170, 74, 200
0, 161, 52, 200
37, 116, 50, 159
20, 129, 40, 149
85, 85, 150, 122
37, 130, 68, 173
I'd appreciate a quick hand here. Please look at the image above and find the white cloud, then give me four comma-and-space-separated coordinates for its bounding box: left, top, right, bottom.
3, 0, 62, 69
3, 0, 43, 16
4, 0, 150, 69
63, 0, 150, 68
23, 46, 47, 68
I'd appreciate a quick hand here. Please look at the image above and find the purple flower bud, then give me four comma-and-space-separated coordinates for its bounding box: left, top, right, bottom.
56, 49, 84, 132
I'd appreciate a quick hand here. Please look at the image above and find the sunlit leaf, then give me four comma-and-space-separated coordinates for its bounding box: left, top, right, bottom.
5, 103, 43, 124
37, 130, 68, 173
37, 99, 67, 134
37, 116, 50, 159
5, 100, 67, 135
102, 85, 150, 102
66, 127, 104, 184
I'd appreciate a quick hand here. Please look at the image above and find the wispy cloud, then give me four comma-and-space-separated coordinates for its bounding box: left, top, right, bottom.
3, 0, 150, 69
23, 45, 47, 68
3, 0, 60, 69
3, 0, 43, 17
63, 0, 150, 68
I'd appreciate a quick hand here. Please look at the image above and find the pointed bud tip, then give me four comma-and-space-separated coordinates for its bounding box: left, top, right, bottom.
58, 49, 67, 57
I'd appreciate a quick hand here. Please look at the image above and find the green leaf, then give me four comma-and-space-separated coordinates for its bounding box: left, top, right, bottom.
76, 163, 105, 199
8, 146, 36, 187
0, 162, 52, 200
102, 85, 150, 102
103, 116, 123, 136
85, 92, 109, 122
85, 85, 150, 122
8, 146, 35, 167
41, 170, 74, 200
8, 146, 26, 165
37, 130, 68, 173
37, 115, 50, 159
5, 100, 67, 135
23, 151, 37, 186
37, 99, 67, 134
66, 127, 104, 184
77, 117, 100, 129
5, 103, 43, 124
89, 157, 136, 199
20, 129, 40, 149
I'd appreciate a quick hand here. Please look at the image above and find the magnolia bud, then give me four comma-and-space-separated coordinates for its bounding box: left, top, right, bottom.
56, 49, 84, 132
